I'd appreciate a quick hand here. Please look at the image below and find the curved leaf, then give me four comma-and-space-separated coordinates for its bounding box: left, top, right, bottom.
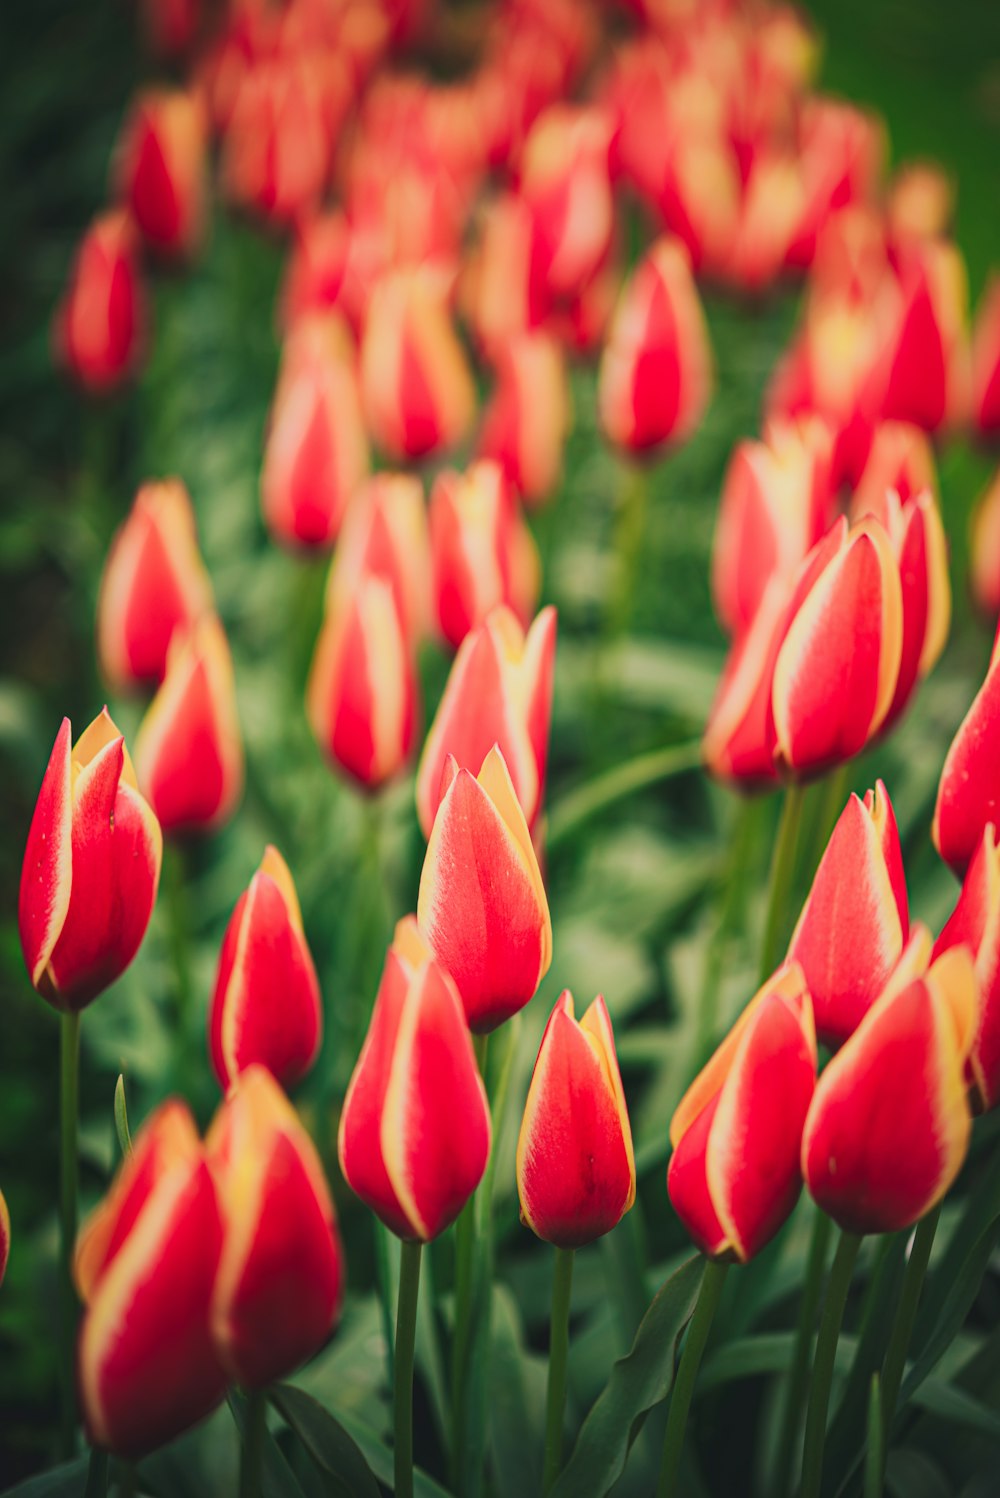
270, 1384, 380, 1498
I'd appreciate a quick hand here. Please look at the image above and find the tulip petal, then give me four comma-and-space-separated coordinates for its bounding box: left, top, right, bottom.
18, 718, 73, 994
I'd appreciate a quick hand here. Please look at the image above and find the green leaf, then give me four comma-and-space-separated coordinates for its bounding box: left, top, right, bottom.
912, 1377, 1000, 1440
3, 1458, 89, 1496
903, 1220, 1000, 1408
320, 1408, 452, 1498
113, 1073, 132, 1158
487, 1284, 546, 1498
864, 1376, 884, 1498
549, 1255, 705, 1498
227, 1391, 308, 1498
269, 1384, 380, 1498
885, 1448, 953, 1498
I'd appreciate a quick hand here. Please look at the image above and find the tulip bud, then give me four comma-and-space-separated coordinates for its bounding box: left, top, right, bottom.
19, 711, 162, 1012
113, 88, 206, 260
53, 211, 146, 394
478, 331, 570, 508
972, 276, 1000, 441
208, 847, 322, 1092
0, 1188, 9, 1289
429, 461, 540, 650
327, 473, 430, 644
788, 781, 908, 1047
598, 237, 713, 457
208, 1067, 344, 1386
518, 104, 614, 300
850, 419, 937, 517
702, 572, 789, 788
96, 478, 213, 692
886, 162, 954, 251
933, 619, 1000, 876
658, 132, 741, 284
222, 60, 330, 226
307, 568, 419, 791
934, 824, 1000, 1112
517, 992, 635, 1248
360, 265, 476, 462
461, 192, 547, 359
876, 240, 970, 434
262, 314, 369, 551
76, 1100, 226, 1456
278, 210, 363, 335
416, 604, 556, 836
417, 745, 553, 1032
971, 469, 1000, 618
135, 614, 244, 836
802, 943, 976, 1234
338, 917, 491, 1240
668, 963, 816, 1262
785, 100, 884, 271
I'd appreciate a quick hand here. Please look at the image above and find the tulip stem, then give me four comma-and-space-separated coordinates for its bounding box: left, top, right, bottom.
799, 1229, 863, 1498
59, 1008, 81, 1459
547, 740, 704, 849
879, 1206, 941, 1445
395, 1239, 422, 1498
656, 1258, 728, 1498
606, 460, 649, 641
239, 1387, 267, 1498
773, 1206, 833, 1497
759, 781, 806, 982
543, 1247, 575, 1492
449, 1030, 492, 1488
163, 843, 194, 1056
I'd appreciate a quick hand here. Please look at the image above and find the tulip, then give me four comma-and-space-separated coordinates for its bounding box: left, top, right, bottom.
139, 0, 200, 58
552, 242, 620, 357
934, 824, 1000, 1112
658, 132, 741, 284
875, 240, 970, 435
711, 416, 833, 639
208, 1066, 344, 1387
113, 88, 206, 260
415, 604, 556, 836
0, 1188, 9, 1289
278, 210, 364, 335
326, 472, 430, 644
75, 1100, 226, 1456
53, 210, 146, 394
785, 100, 884, 272
461, 192, 547, 357
518, 104, 614, 300
96, 478, 213, 692
788, 781, 908, 1047
850, 419, 937, 517
222, 60, 330, 227
598, 237, 713, 457
417, 745, 552, 1033
971, 276, 1000, 440
338, 917, 491, 1240
208, 847, 322, 1092
886, 161, 954, 251
668, 962, 816, 1262
477, 331, 570, 508
429, 460, 540, 649
517, 992, 635, 1248
702, 573, 790, 788
135, 613, 244, 836
307, 569, 419, 790
360, 265, 476, 462
19, 710, 162, 1012
724, 150, 805, 295
933, 618, 1000, 876
971, 469, 1000, 618
801, 943, 976, 1234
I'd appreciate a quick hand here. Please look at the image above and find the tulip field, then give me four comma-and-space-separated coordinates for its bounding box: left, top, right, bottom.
5, 1, 1000, 1496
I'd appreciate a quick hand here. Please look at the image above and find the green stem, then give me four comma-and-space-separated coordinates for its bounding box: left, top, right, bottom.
59, 1009, 81, 1459
864, 1376, 884, 1498
880, 1207, 940, 1440
759, 781, 806, 983
163, 844, 193, 1051
799, 1230, 863, 1498
547, 741, 703, 849
773, 1207, 833, 1497
657, 1258, 730, 1498
116, 1462, 136, 1498
395, 1239, 423, 1498
239, 1386, 267, 1498
606, 461, 650, 641
543, 1247, 576, 1492
450, 1031, 490, 1485
84, 1444, 108, 1498
375, 1219, 397, 1386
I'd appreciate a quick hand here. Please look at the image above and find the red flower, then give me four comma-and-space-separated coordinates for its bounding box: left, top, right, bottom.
54, 211, 146, 394
477, 331, 570, 508
933, 617, 1000, 876
934, 824, 1000, 1112
114, 88, 206, 259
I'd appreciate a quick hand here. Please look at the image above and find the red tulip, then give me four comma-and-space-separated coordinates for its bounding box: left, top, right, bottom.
702, 572, 790, 788
75, 1101, 226, 1456
875, 241, 970, 434
96, 478, 213, 692
668, 962, 816, 1262
518, 104, 614, 300
19, 711, 162, 1012
788, 780, 908, 1047
933, 618, 1000, 876
417, 745, 552, 1033
326, 472, 430, 644
971, 469, 1000, 618
723, 150, 805, 294
208, 1066, 344, 1387
416, 604, 556, 836
658, 132, 740, 284
934, 824, 1000, 1112
135, 614, 244, 836
0, 1188, 10, 1289
971, 276, 1000, 441
338, 916, 491, 1240
785, 99, 884, 271
222, 60, 331, 226
114, 88, 207, 260
802, 943, 976, 1234
54, 210, 146, 394
885, 161, 954, 252
517, 992, 635, 1248
477, 330, 570, 508
461, 192, 547, 358
850, 419, 937, 517
278, 210, 364, 335
598, 237, 713, 457
208, 847, 322, 1092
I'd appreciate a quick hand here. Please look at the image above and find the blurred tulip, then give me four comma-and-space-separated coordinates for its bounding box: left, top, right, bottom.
934, 824, 1000, 1112
0, 1188, 8, 1288
417, 745, 552, 1033
933, 618, 1000, 876
208, 1066, 343, 1386
477, 331, 570, 508
278, 210, 363, 335
785, 100, 884, 271
668, 963, 816, 1262
429, 460, 539, 649
971, 469, 1000, 618
416, 604, 556, 836
886, 161, 954, 251
850, 420, 937, 516
338, 917, 491, 1240
788, 781, 908, 1047
724, 150, 805, 295
222, 60, 331, 226
518, 104, 614, 300
875, 241, 970, 434
461, 192, 548, 357
114, 89, 207, 260
598, 237, 713, 457
75, 1101, 226, 1456
140, 0, 200, 57
54, 210, 146, 394
517, 992, 635, 1248
971, 276, 1000, 440
802, 943, 975, 1234
135, 614, 244, 836
19, 710, 162, 1012
208, 847, 322, 1092
552, 241, 620, 357
96, 478, 213, 692
361, 266, 476, 462
658, 132, 740, 284
261, 314, 369, 550
327, 472, 430, 643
